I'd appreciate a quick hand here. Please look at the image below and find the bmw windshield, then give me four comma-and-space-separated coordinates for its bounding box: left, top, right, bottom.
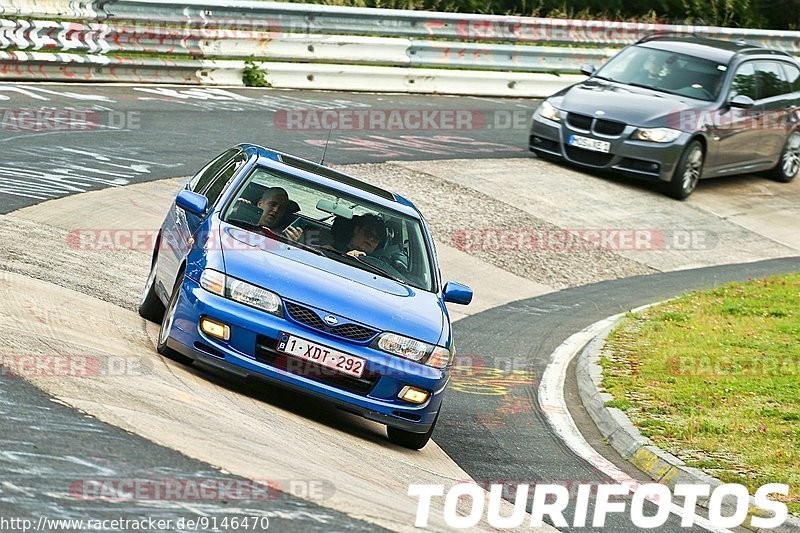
594, 46, 728, 101
221, 166, 436, 292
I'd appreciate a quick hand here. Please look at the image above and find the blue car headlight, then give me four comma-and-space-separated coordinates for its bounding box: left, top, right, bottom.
376, 332, 453, 369
200, 269, 282, 316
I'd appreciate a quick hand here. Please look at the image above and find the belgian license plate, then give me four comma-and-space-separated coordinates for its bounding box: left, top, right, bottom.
277, 333, 365, 378
568, 134, 611, 153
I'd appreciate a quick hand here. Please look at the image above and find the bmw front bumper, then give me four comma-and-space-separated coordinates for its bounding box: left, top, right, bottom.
529, 113, 690, 182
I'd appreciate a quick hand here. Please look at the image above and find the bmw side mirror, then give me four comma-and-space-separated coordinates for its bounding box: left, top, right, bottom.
443, 281, 473, 305
580, 64, 597, 76
176, 189, 208, 215
729, 95, 755, 109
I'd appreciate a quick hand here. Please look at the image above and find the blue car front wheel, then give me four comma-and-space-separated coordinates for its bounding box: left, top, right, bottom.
387, 410, 439, 450
139, 252, 165, 323
157, 273, 193, 366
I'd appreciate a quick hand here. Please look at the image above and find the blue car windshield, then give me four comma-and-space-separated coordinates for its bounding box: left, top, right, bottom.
595, 45, 728, 101
222, 166, 436, 292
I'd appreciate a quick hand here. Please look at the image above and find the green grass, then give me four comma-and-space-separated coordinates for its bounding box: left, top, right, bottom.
601, 274, 800, 515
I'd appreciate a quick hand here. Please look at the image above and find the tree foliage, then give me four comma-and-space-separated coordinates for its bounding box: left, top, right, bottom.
291, 0, 799, 29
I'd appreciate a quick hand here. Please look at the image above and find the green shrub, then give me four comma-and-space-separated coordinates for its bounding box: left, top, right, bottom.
243, 59, 270, 88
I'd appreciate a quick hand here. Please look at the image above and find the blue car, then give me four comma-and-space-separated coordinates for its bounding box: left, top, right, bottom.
139, 144, 473, 449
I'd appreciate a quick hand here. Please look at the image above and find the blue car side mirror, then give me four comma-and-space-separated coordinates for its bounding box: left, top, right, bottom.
176, 189, 208, 215
443, 281, 473, 305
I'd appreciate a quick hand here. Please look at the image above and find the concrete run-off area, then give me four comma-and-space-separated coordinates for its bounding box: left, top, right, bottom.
0, 155, 797, 530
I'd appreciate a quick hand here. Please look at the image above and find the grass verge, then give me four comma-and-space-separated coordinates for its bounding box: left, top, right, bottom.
601, 273, 800, 515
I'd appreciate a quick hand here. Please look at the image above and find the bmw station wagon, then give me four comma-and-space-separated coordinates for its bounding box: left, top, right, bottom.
530, 36, 800, 199
139, 144, 473, 449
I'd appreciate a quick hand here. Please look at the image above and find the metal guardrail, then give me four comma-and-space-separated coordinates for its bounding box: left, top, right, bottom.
0, 19, 618, 71
0, 50, 586, 96
1, 0, 799, 95
87, 0, 800, 53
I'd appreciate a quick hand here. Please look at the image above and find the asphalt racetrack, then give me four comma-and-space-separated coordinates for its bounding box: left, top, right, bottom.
1, 83, 798, 532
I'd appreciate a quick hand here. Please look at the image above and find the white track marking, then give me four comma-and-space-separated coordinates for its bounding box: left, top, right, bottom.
538, 312, 733, 533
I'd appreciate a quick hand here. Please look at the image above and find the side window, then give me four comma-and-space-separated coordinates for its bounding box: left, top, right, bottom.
755, 61, 789, 99
188, 148, 240, 194
203, 154, 247, 206
729, 62, 758, 100
781, 63, 800, 93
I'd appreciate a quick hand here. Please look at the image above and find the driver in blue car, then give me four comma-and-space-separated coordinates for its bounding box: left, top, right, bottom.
330, 214, 387, 258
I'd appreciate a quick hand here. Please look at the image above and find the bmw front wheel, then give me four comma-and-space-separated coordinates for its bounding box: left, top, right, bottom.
666, 140, 704, 200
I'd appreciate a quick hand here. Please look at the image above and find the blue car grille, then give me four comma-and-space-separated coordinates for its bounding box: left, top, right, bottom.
284, 301, 379, 342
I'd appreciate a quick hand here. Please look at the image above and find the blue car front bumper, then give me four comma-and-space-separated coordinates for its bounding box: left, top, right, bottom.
165, 276, 447, 433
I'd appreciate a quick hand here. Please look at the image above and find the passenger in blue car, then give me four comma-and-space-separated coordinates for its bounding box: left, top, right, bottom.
330, 213, 387, 258
256, 187, 301, 241
256, 187, 290, 228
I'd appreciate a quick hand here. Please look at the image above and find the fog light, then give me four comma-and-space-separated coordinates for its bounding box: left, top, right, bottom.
399, 386, 429, 404
200, 317, 230, 340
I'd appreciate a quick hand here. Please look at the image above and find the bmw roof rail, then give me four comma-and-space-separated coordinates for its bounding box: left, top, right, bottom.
635, 31, 697, 44
734, 47, 793, 58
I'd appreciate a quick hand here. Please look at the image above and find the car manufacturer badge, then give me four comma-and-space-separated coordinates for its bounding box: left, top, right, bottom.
323, 315, 338, 325
595, 110, 605, 115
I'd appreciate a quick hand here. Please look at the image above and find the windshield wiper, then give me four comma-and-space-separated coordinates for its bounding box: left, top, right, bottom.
624, 81, 677, 96
320, 248, 405, 284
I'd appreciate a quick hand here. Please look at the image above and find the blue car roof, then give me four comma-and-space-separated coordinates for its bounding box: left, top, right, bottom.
237, 143, 422, 219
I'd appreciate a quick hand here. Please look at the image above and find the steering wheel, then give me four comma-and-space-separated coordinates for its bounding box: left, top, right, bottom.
361, 254, 407, 279
696, 86, 713, 99
681, 85, 713, 100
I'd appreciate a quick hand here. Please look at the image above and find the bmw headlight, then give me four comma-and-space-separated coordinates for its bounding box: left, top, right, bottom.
537, 100, 561, 122
376, 333, 453, 368
200, 269, 282, 316
632, 127, 681, 143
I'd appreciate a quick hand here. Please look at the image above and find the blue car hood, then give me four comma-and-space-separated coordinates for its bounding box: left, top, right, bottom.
560, 79, 705, 128
218, 223, 445, 345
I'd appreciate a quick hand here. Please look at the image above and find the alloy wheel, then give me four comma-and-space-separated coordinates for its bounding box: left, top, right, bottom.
159, 282, 180, 347
682, 146, 703, 193
782, 132, 800, 179
141, 259, 158, 307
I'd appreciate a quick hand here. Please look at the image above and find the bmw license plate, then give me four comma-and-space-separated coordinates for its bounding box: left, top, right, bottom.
568, 134, 611, 153
277, 333, 365, 378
